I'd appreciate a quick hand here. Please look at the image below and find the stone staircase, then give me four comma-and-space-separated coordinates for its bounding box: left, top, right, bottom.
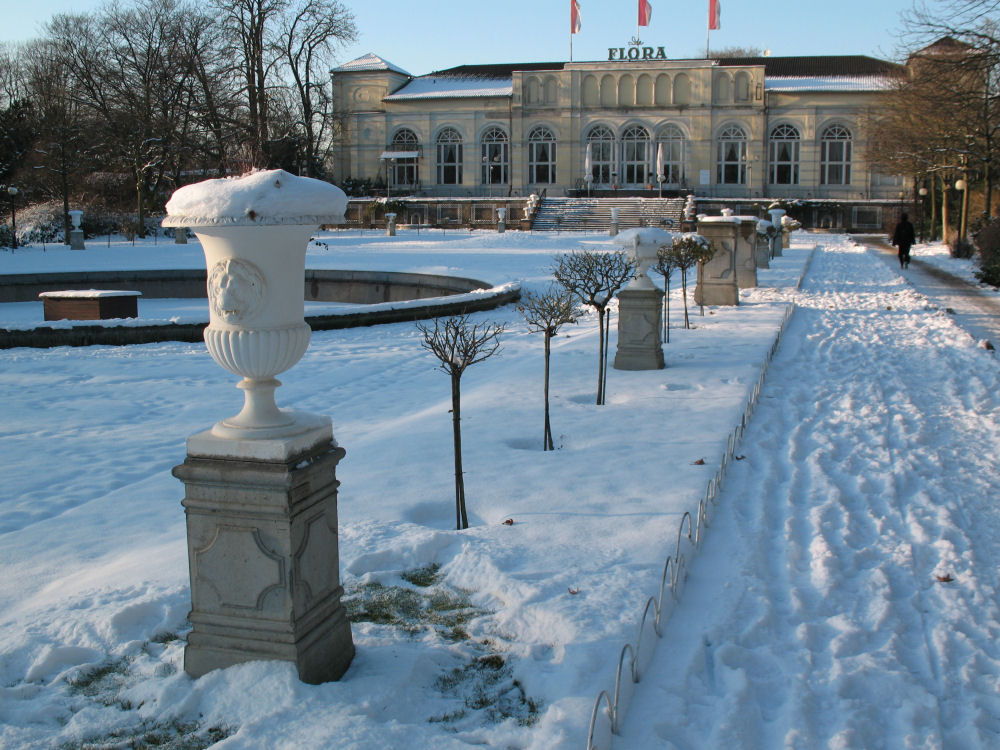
531, 196, 689, 231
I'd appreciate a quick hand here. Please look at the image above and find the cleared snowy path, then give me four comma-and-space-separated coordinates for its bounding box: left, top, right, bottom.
620, 239, 1000, 748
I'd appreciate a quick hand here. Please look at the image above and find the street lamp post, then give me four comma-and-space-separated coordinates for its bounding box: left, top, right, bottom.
7, 186, 18, 250
918, 186, 928, 242
955, 177, 968, 243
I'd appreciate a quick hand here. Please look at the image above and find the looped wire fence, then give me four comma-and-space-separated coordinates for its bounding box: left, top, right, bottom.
585, 245, 815, 750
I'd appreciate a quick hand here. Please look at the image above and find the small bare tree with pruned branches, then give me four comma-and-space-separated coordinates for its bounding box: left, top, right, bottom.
518, 285, 579, 451
417, 314, 505, 530
553, 249, 636, 406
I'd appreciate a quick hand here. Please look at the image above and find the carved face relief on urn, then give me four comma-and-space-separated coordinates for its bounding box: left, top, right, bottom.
163, 169, 347, 439
208, 257, 267, 324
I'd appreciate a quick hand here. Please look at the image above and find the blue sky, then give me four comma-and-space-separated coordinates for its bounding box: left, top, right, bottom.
4, 0, 919, 74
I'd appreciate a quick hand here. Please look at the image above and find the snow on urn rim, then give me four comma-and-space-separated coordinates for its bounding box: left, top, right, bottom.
162, 168, 347, 227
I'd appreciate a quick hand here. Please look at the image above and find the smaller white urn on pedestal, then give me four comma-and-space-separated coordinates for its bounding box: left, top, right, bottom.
68, 210, 85, 250
497, 207, 507, 233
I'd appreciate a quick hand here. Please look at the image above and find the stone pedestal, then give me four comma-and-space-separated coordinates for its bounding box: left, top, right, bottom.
609, 207, 620, 237
69, 229, 85, 250
385, 212, 397, 236
173, 418, 354, 684
734, 218, 759, 288
613, 287, 664, 370
174, 227, 188, 244
694, 218, 740, 307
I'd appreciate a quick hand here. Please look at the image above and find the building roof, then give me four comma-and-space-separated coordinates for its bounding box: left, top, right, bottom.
713, 54, 904, 78
384, 76, 512, 101
765, 75, 898, 92
374, 54, 905, 101
333, 53, 410, 75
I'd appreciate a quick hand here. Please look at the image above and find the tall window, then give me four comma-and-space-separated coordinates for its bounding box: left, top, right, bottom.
436, 127, 463, 185
528, 126, 556, 184
621, 125, 650, 185
821, 124, 852, 185
656, 125, 685, 185
717, 124, 747, 184
390, 129, 419, 187
586, 125, 614, 185
480, 127, 508, 185
769, 124, 800, 185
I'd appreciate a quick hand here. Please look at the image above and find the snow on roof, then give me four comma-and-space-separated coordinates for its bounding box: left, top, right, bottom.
163, 169, 347, 227
766, 75, 896, 92
384, 76, 512, 101
334, 53, 410, 76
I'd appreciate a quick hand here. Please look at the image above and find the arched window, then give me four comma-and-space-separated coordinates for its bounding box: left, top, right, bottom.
528, 126, 556, 184
390, 129, 419, 187
600, 75, 616, 107
734, 72, 751, 102
656, 125, 685, 185
618, 74, 635, 107
636, 74, 654, 106
436, 127, 463, 185
621, 125, 650, 185
713, 74, 731, 104
821, 124, 852, 185
480, 127, 508, 186
769, 124, 800, 185
586, 125, 614, 185
717, 124, 747, 184
673, 73, 691, 105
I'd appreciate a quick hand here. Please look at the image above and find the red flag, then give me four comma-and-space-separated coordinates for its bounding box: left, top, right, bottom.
709, 0, 721, 30
571, 0, 582, 34
639, 0, 652, 26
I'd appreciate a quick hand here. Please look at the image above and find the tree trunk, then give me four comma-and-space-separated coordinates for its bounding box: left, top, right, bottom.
665, 277, 671, 343
930, 177, 938, 241
941, 173, 951, 244
596, 307, 605, 405
543, 331, 553, 450
602, 309, 610, 404
450, 371, 467, 529
681, 268, 690, 329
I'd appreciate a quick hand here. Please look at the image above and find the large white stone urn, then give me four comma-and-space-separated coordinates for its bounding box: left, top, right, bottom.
614, 226, 676, 290
163, 169, 346, 440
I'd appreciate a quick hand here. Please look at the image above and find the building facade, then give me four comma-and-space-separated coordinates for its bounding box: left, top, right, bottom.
331, 51, 907, 211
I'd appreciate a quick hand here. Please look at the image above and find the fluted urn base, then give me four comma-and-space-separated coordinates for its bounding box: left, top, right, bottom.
204, 323, 313, 439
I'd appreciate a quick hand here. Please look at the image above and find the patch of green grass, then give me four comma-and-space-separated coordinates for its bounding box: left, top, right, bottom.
64, 720, 233, 750
401, 563, 441, 588
343, 578, 482, 639
433, 653, 541, 727
67, 658, 132, 705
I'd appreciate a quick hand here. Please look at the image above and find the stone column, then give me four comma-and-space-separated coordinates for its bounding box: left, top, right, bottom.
163, 169, 354, 684
609, 206, 620, 237
173, 424, 354, 683
754, 222, 771, 269
385, 212, 397, 236
694, 217, 740, 306
612, 227, 672, 370
734, 217, 759, 288
497, 207, 506, 233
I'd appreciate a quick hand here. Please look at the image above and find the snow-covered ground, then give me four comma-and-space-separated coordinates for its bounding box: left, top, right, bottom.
1, 230, 998, 749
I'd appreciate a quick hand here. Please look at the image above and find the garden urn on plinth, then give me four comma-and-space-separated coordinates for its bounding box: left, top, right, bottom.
68, 209, 85, 250
767, 207, 786, 257
164, 169, 355, 684
612, 227, 672, 370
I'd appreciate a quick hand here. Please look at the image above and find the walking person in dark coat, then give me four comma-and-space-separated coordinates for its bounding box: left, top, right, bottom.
892, 213, 916, 269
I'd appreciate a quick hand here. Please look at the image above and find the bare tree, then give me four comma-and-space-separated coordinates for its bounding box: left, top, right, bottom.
417, 315, 505, 530
553, 250, 636, 406
518, 286, 579, 451
652, 244, 680, 343
665, 234, 714, 329
277, 0, 355, 177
